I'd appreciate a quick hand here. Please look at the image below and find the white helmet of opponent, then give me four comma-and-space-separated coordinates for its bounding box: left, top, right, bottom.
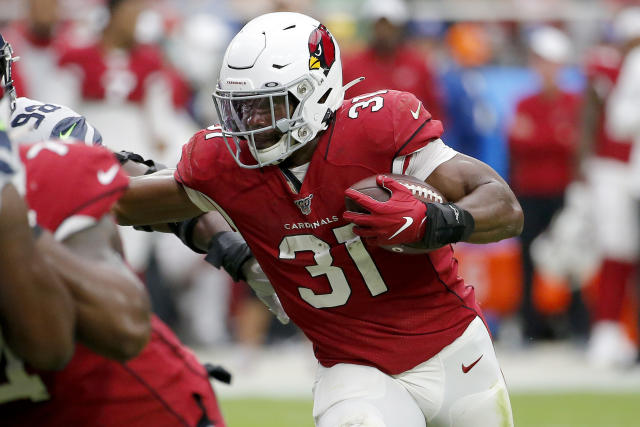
213, 12, 344, 168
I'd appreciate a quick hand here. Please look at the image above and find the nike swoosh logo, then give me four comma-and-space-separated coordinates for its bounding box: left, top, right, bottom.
59, 122, 77, 140
410, 102, 421, 120
461, 355, 483, 373
388, 216, 413, 240
97, 164, 120, 185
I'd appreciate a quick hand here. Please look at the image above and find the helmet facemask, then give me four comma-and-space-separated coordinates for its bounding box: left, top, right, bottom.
213, 76, 315, 168
0, 35, 18, 113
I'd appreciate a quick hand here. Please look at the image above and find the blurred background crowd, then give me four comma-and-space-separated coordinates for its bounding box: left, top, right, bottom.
2, 0, 639, 371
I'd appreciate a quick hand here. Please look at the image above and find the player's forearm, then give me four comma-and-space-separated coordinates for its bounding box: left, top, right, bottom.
191, 211, 235, 250
0, 187, 75, 370
0, 241, 76, 370
113, 173, 204, 225
41, 242, 151, 361
455, 180, 523, 244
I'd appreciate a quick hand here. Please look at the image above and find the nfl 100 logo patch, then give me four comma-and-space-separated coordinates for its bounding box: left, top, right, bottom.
294, 194, 313, 215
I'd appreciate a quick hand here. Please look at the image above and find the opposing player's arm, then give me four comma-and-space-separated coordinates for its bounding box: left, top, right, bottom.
426, 153, 523, 243
0, 184, 75, 370
113, 171, 205, 225
112, 149, 289, 322
40, 215, 152, 361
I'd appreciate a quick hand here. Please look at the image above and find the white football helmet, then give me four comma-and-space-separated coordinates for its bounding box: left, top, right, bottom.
213, 12, 344, 168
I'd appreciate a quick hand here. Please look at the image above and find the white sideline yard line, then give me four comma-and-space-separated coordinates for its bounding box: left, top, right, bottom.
195, 341, 640, 399
496, 342, 640, 393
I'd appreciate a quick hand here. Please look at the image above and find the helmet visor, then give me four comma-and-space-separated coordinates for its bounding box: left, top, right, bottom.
214, 90, 291, 136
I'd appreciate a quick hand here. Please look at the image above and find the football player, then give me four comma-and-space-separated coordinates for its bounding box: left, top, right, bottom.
579, 12, 640, 367
114, 12, 522, 427
8, 94, 288, 325
0, 33, 75, 371
0, 35, 226, 426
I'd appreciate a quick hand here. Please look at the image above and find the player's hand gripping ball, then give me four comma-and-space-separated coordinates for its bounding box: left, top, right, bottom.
343, 174, 446, 253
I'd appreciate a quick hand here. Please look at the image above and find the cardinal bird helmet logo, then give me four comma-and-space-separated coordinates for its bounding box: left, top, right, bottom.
308, 24, 336, 76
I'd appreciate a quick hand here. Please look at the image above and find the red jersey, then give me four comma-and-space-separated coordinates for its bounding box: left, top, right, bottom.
2, 21, 75, 100
584, 45, 632, 163
176, 90, 481, 375
508, 91, 580, 196
342, 46, 444, 123
58, 43, 190, 108
0, 142, 224, 427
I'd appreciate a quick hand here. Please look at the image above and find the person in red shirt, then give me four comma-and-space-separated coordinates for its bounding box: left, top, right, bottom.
57, 0, 195, 283
114, 12, 522, 426
341, 0, 443, 123
508, 26, 580, 340
2, 0, 79, 105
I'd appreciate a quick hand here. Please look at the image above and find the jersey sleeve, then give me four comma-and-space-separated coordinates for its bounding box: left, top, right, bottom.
174, 129, 225, 212
175, 129, 219, 191
390, 91, 444, 157
21, 142, 129, 238
11, 97, 103, 146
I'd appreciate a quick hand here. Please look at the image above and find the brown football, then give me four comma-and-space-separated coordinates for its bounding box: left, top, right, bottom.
345, 173, 447, 254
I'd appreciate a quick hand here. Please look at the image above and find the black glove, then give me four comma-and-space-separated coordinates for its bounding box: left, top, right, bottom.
204, 231, 252, 282
113, 150, 166, 175
204, 363, 232, 384
421, 202, 475, 250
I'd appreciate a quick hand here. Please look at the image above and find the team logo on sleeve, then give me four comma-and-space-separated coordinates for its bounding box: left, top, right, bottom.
294, 194, 313, 215
308, 24, 336, 76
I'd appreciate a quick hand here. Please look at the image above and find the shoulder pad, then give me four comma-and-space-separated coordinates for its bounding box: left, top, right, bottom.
11, 97, 103, 145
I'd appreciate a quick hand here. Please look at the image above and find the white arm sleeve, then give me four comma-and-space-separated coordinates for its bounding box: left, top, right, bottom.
392, 138, 457, 181
606, 47, 640, 141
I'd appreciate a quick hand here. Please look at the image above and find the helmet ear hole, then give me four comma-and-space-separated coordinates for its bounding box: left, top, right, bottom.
287, 93, 300, 112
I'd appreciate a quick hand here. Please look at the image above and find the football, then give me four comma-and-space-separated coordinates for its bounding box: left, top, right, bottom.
345, 174, 447, 254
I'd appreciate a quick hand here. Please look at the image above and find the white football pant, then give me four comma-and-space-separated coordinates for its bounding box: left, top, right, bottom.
588, 157, 639, 260
312, 317, 513, 427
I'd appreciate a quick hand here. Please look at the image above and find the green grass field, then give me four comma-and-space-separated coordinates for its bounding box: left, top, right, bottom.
220, 393, 640, 426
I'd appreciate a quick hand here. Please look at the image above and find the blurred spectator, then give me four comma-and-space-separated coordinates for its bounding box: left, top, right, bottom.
341, 0, 443, 121
607, 7, 640, 196
508, 26, 581, 341
2, 0, 78, 105
582, 6, 640, 368
58, 0, 194, 164
57, 0, 197, 276
166, 13, 233, 128
439, 22, 493, 160
56, 0, 222, 347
